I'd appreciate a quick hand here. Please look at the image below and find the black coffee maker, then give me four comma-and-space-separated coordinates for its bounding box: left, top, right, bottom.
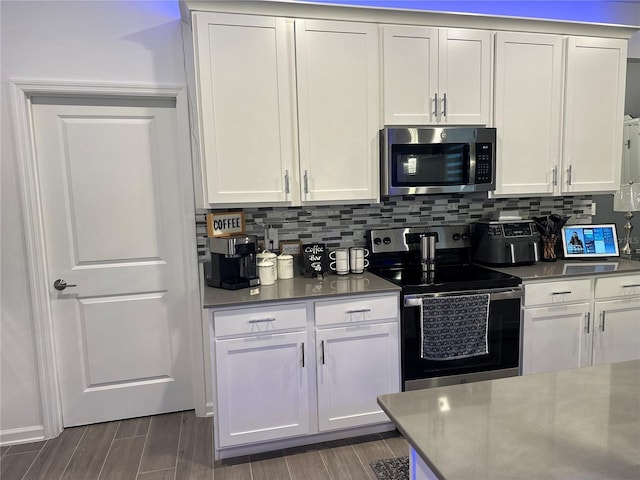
205, 234, 260, 290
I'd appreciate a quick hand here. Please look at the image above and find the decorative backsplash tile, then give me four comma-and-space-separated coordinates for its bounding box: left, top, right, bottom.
196, 194, 593, 259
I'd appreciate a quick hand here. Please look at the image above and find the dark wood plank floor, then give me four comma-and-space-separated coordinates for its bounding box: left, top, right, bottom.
0, 411, 409, 480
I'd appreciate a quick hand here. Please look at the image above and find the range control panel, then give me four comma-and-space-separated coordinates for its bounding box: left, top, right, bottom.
480, 222, 537, 238
368, 225, 471, 254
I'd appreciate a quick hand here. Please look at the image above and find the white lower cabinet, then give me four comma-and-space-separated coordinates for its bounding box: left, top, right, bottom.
211, 293, 400, 456
215, 331, 310, 447
316, 322, 399, 431
521, 274, 640, 375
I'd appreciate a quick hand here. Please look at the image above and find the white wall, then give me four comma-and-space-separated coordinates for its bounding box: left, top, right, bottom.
0, 0, 187, 444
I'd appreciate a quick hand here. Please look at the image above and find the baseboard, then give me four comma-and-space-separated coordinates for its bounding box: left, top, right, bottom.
0, 425, 46, 447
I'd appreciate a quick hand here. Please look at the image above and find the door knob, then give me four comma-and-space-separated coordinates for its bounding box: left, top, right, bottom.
53, 279, 77, 291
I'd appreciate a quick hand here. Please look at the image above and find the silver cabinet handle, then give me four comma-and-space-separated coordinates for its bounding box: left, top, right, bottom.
551, 291, 572, 295
442, 93, 447, 117
433, 93, 439, 117
600, 311, 606, 332
284, 169, 290, 195
567, 165, 573, 186
623, 284, 640, 288
552, 166, 558, 186
584, 312, 591, 334
303, 170, 309, 195
301, 342, 305, 368
321, 340, 325, 365
248, 318, 276, 324
53, 279, 76, 291
346, 308, 371, 314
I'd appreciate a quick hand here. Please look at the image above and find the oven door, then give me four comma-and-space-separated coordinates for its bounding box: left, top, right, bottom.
402, 287, 522, 391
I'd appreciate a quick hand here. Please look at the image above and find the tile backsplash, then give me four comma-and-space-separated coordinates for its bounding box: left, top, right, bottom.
197, 194, 593, 257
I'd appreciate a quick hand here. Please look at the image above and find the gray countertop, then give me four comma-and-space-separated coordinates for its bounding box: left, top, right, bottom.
378, 360, 640, 480
202, 271, 401, 308
487, 257, 640, 281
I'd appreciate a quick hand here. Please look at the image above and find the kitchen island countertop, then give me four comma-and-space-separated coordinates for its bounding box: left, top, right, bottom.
203, 271, 401, 308
377, 360, 640, 480
487, 256, 640, 281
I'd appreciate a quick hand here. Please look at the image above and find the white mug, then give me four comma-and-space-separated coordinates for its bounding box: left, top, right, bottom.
277, 254, 294, 280
329, 248, 349, 275
349, 247, 369, 274
257, 251, 278, 280
257, 260, 276, 285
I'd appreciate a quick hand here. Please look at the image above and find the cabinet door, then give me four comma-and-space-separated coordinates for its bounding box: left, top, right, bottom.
522, 303, 591, 375
215, 331, 309, 447
296, 19, 379, 203
592, 298, 640, 366
382, 25, 438, 125
438, 28, 491, 125
563, 37, 626, 194
493, 32, 564, 196
316, 322, 400, 431
193, 13, 298, 205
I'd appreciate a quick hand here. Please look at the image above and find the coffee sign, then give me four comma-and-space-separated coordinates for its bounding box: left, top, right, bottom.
303, 243, 327, 277
206, 212, 246, 237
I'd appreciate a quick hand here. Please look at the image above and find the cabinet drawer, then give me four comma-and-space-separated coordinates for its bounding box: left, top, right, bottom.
524, 279, 591, 306
315, 294, 399, 326
595, 273, 640, 299
213, 303, 307, 337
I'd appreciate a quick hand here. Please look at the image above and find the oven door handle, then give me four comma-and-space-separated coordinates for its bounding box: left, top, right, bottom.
404, 288, 523, 307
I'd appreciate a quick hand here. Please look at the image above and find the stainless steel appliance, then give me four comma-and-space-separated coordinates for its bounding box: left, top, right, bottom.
380, 126, 496, 196
368, 225, 522, 391
472, 221, 539, 266
205, 234, 260, 290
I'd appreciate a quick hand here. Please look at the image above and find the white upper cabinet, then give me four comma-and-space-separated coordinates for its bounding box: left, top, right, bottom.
193, 13, 298, 205
494, 33, 627, 197
295, 19, 380, 203
192, 13, 379, 206
563, 37, 627, 194
382, 26, 491, 125
493, 32, 564, 196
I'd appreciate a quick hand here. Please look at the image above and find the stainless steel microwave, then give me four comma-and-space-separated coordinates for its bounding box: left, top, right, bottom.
380, 126, 496, 196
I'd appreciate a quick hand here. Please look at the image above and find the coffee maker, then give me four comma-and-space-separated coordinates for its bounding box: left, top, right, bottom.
205, 234, 260, 290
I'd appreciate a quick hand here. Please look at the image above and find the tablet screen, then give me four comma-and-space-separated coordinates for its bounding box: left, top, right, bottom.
561, 224, 619, 259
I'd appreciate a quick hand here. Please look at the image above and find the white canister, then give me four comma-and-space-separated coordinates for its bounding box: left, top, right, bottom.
257, 251, 278, 280
277, 253, 294, 279
257, 260, 276, 285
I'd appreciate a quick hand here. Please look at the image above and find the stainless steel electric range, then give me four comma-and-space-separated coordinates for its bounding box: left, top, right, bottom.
367, 225, 523, 391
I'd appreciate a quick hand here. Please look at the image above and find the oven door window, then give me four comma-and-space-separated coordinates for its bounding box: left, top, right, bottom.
391, 143, 470, 186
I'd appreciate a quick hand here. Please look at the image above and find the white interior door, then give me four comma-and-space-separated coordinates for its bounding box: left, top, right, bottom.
32, 97, 194, 427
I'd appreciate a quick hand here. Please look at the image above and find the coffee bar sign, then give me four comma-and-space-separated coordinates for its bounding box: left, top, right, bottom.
206, 211, 246, 237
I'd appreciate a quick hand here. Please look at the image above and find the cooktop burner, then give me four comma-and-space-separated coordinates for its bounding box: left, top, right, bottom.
369, 264, 521, 294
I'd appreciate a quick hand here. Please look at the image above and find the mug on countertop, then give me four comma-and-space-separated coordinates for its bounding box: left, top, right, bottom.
329, 248, 349, 275
349, 247, 369, 274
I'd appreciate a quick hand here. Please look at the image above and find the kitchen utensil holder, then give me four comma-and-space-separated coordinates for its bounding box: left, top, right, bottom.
541, 235, 557, 262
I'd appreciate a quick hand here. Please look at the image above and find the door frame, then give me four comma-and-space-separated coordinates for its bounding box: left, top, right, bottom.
8, 80, 205, 439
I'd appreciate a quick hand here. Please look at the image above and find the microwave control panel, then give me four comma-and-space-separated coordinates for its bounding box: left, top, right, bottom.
474, 143, 493, 184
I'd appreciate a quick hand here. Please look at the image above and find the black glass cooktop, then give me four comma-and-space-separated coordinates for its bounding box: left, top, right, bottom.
369, 264, 521, 294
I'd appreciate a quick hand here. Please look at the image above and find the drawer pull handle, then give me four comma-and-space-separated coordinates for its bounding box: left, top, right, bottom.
551, 291, 572, 295
346, 308, 371, 314
622, 284, 640, 288
248, 318, 276, 324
